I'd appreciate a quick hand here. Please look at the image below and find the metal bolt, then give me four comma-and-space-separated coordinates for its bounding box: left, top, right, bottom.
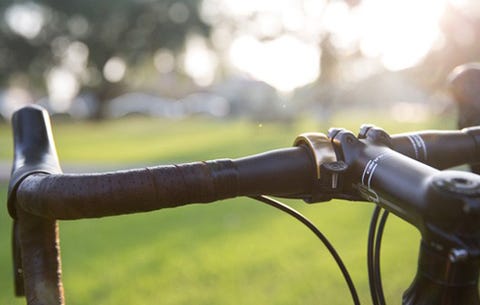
331, 173, 338, 189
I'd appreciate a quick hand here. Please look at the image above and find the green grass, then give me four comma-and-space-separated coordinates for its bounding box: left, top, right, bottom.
0, 111, 452, 162
0, 113, 454, 304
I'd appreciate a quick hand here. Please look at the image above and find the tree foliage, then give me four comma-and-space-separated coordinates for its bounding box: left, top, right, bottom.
0, 0, 209, 98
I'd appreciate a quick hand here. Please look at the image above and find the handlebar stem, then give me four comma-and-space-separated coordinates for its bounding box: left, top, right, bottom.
330, 127, 480, 305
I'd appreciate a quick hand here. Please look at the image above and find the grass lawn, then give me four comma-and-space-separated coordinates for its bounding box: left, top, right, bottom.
0, 112, 454, 304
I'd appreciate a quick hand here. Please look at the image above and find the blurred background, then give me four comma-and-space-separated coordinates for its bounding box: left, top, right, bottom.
0, 0, 479, 122
1, 0, 480, 304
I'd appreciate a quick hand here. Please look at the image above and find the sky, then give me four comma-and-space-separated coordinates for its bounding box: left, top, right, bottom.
189, 0, 472, 92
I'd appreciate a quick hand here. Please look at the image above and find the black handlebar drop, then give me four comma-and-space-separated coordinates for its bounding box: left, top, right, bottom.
8, 105, 64, 304
449, 63, 480, 174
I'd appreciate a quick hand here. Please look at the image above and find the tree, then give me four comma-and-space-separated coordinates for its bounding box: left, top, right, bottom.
0, 0, 209, 117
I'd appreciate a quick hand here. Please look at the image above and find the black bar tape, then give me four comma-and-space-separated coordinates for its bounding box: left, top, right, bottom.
16, 161, 240, 220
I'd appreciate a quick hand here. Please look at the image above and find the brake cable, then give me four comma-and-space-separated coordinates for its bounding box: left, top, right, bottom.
249, 195, 361, 305
368, 206, 389, 305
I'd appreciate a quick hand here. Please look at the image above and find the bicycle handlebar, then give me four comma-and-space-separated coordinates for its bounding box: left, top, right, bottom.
9, 106, 316, 220
8, 105, 480, 305
9, 107, 480, 220
16, 147, 315, 220
13, 132, 480, 221
392, 128, 480, 169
